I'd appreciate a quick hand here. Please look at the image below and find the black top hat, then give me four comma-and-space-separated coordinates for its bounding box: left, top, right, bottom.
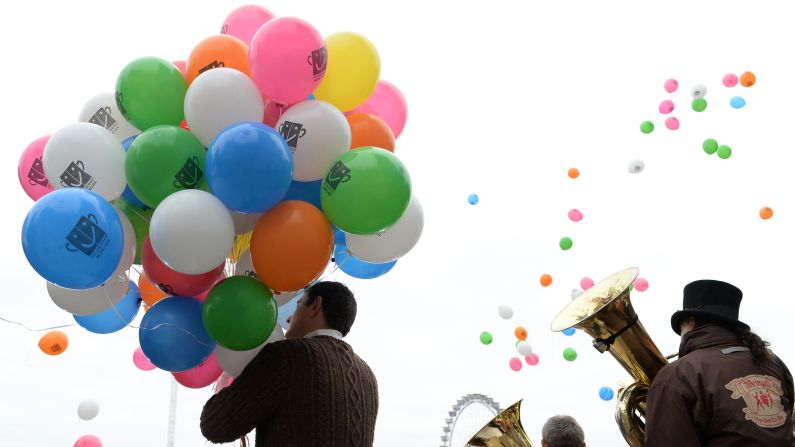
670, 279, 750, 335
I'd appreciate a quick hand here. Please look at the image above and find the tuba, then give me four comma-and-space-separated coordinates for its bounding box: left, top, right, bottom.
550, 267, 668, 447
466, 400, 534, 447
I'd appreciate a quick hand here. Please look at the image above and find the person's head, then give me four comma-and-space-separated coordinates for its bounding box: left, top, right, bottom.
284, 281, 357, 339
541, 415, 585, 447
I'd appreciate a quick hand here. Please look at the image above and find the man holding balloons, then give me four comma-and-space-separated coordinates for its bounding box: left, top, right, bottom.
200, 281, 379, 446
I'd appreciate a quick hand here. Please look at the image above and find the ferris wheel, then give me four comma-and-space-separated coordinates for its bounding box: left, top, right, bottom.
440, 394, 501, 447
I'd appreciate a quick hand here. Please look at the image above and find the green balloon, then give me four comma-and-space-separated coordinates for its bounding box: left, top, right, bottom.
717, 145, 732, 159
559, 236, 573, 251
320, 147, 411, 235
125, 126, 208, 208
480, 331, 493, 345
116, 56, 186, 131
113, 197, 152, 265
203, 276, 278, 351
563, 347, 578, 362
703, 138, 718, 155
691, 98, 708, 112
640, 121, 654, 134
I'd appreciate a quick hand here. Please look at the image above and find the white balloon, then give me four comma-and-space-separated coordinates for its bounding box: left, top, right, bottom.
275, 100, 351, 181
77, 399, 100, 421
628, 159, 644, 174
185, 68, 265, 147
43, 122, 126, 200
215, 325, 285, 377
498, 305, 513, 319
346, 195, 424, 263
233, 248, 257, 278
570, 289, 584, 300
78, 92, 140, 141
150, 190, 235, 275
691, 84, 707, 98
230, 210, 262, 235
47, 272, 129, 316
517, 341, 533, 357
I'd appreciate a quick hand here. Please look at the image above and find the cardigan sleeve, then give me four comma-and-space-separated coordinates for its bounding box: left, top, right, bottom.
200, 340, 290, 443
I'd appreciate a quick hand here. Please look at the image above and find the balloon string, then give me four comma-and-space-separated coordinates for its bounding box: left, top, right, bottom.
0, 315, 77, 332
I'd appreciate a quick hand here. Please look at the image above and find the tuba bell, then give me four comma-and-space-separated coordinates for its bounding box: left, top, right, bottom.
550, 267, 668, 447
466, 400, 534, 447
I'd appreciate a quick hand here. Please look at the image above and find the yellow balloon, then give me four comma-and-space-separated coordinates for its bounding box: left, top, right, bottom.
314, 32, 380, 112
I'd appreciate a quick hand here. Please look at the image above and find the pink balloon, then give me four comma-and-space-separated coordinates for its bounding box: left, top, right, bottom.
221, 5, 275, 46
634, 277, 650, 292
665, 117, 680, 130
250, 17, 326, 106
173, 352, 223, 388
348, 80, 408, 139
568, 209, 583, 222
525, 353, 539, 366
658, 100, 674, 114
172, 60, 187, 79
723, 73, 738, 88
664, 78, 678, 93
133, 347, 156, 371
74, 435, 102, 447
509, 357, 522, 371
18, 135, 54, 201
580, 277, 594, 290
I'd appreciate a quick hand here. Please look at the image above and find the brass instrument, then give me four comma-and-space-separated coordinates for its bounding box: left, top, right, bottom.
550, 267, 668, 447
465, 400, 534, 447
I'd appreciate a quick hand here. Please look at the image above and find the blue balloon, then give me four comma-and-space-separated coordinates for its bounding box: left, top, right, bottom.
283, 180, 322, 209
120, 136, 149, 209
730, 96, 746, 109
562, 328, 576, 336
333, 227, 347, 245
468, 194, 479, 205
22, 189, 124, 289
599, 386, 615, 401
307, 94, 316, 100
139, 297, 214, 372
74, 281, 141, 334
333, 232, 397, 279
277, 290, 304, 331
206, 122, 293, 213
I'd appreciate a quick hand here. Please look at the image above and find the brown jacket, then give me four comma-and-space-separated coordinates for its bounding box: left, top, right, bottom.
645, 325, 795, 446
200, 336, 379, 446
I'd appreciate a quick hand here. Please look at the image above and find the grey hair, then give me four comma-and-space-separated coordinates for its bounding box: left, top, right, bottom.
541, 415, 585, 447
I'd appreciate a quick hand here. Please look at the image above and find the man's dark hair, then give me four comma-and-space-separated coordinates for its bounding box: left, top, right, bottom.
542, 415, 585, 447
304, 281, 357, 336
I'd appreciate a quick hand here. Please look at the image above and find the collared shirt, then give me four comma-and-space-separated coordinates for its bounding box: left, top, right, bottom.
304, 328, 343, 340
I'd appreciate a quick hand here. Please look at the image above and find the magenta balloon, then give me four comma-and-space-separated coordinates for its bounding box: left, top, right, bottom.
74, 435, 103, 447
221, 5, 275, 45
18, 135, 54, 201
133, 347, 156, 371
172, 352, 223, 388
348, 80, 407, 139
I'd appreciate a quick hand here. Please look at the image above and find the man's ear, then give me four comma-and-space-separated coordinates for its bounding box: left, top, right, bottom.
309, 296, 323, 317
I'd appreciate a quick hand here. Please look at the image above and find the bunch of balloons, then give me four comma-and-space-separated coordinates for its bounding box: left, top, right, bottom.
18, 4, 421, 387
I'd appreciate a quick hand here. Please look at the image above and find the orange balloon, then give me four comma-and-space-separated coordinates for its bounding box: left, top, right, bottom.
759, 206, 774, 220
568, 168, 580, 179
251, 201, 334, 292
138, 273, 168, 310
540, 274, 553, 287
740, 71, 756, 87
186, 35, 251, 85
38, 330, 68, 356
515, 326, 528, 341
347, 113, 396, 152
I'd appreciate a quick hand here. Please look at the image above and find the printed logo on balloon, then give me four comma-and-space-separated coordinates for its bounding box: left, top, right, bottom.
278, 121, 307, 153
88, 107, 119, 133
198, 60, 225, 76
60, 161, 96, 189
27, 157, 49, 187
65, 213, 110, 258
323, 160, 351, 194
159, 283, 177, 296
220, 24, 228, 34
308, 47, 327, 81
173, 156, 204, 189
114, 91, 127, 117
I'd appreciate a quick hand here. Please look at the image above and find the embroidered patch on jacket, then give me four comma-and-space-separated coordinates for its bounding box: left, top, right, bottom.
725, 374, 787, 428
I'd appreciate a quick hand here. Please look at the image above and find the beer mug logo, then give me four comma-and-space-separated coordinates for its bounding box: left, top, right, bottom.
278, 121, 307, 152
88, 106, 119, 133
174, 156, 203, 189
158, 283, 177, 296
220, 24, 228, 34
60, 161, 96, 190
27, 157, 49, 187
115, 91, 127, 117
323, 160, 352, 193
65, 213, 109, 257
198, 60, 225, 75
308, 47, 327, 81
244, 270, 259, 279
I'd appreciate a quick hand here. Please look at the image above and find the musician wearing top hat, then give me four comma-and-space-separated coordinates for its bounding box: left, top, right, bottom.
645, 279, 795, 446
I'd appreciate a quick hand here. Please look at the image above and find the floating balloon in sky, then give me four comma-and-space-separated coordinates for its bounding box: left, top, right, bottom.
664, 79, 678, 93
568, 209, 583, 222
580, 277, 594, 290
730, 96, 746, 109
563, 347, 578, 362
74, 435, 102, 447
517, 341, 533, 356
540, 274, 552, 287
691, 84, 707, 98
39, 330, 68, 356
514, 326, 528, 341
665, 117, 680, 130
628, 159, 645, 174
562, 328, 576, 336
567, 167, 580, 179
559, 237, 573, 251
634, 277, 649, 292
740, 71, 756, 87
639, 121, 654, 134
509, 357, 522, 372
525, 353, 539, 366
691, 98, 707, 112
570, 289, 583, 300
78, 399, 100, 421
480, 331, 493, 345
703, 138, 718, 155
722, 73, 738, 87
717, 145, 732, 160
599, 386, 615, 401
759, 207, 774, 220
468, 194, 479, 205
658, 100, 674, 114
498, 305, 513, 319
133, 347, 156, 371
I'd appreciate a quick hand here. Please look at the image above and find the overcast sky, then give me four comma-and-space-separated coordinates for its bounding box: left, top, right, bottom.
3, 1, 795, 446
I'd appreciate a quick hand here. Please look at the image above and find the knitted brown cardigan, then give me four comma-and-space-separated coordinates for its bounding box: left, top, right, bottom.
200, 336, 379, 446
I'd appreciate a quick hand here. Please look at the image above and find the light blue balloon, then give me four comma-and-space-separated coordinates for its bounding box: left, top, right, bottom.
277, 291, 303, 331
468, 194, 479, 205
599, 386, 615, 401
562, 328, 576, 336
332, 228, 396, 279
120, 136, 149, 209
730, 96, 746, 109
22, 189, 124, 289
206, 122, 293, 213
139, 296, 214, 372
283, 180, 322, 209
74, 280, 141, 334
